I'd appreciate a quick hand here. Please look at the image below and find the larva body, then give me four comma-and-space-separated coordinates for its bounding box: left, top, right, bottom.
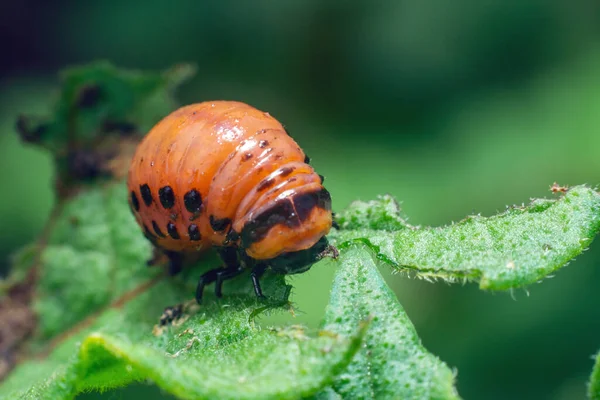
127, 101, 334, 302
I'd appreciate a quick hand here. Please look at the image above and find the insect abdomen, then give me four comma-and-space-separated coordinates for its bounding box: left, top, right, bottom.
127, 101, 331, 259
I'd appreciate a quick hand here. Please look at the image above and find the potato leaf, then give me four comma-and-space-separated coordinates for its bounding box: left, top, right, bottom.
332, 186, 600, 290
15, 61, 195, 184
321, 246, 460, 399
0, 276, 366, 400
335, 194, 413, 231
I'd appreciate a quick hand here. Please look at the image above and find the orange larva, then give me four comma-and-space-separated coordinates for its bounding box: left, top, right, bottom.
127, 101, 334, 303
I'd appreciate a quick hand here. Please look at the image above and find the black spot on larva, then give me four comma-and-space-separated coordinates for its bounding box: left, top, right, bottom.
259, 140, 269, 148
239, 188, 332, 248
280, 167, 294, 177
240, 200, 295, 248
140, 184, 153, 206
77, 84, 102, 108
159, 186, 175, 209
293, 189, 332, 221
304, 155, 311, 164
130, 191, 140, 211
143, 225, 157, 242
188, 224, 201, 241
167, 222, 180, 239
210, 216, 231, 232
318, 174, 325, 183
256, 177, 275, 192
170, 213, 178, 221
242, 153, 253, 161
152, 220, 166, 237
184, 189, 202, 213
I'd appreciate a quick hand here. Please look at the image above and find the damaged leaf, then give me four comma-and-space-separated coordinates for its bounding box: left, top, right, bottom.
331, 186, 600, 290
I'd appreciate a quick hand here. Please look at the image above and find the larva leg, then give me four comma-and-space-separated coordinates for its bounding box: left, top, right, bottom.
217, 246, 239, 269
213, 246, 244, 297
331, 212, 340, 230
195, 268, 219, 304
165, 250, 184, 276
250, 264, 267, 299
214, 265, 245, 298
146, 248, 183, 276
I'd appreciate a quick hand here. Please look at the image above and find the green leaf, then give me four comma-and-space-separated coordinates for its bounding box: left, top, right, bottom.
322, 246, 460, 399
0, 181, 365, 399
335, 194, 413, 231
34, 183, 157, 339
589, 351, 600, 399
331, 185, 600, 290
3, 62, 370, 399
0, 278, 366, 400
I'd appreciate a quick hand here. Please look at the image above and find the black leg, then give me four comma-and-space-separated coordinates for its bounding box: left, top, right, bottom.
214, 247, 244, 297
165, 251, 184, 276
250, 264, 267, 299
195, 268, 219, 304
214, 265, 244, 298
217, 246, 239, 269
331, 212, 340, 230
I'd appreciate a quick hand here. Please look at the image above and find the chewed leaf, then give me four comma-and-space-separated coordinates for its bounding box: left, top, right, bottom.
16, 61, 194, 183
0, 279, 365, 400
322, 246, 460, 399
0, 61, 373, 399
331, 186, 600, 290
335, 194, 412, 231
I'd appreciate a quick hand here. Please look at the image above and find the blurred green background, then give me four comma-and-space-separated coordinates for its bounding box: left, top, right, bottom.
2, 1, 600, 399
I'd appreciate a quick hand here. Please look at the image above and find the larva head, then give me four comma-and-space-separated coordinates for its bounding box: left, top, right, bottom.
237, 179, 333, 274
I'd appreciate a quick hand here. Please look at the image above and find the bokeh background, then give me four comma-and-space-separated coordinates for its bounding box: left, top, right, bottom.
2, 1, 600, 399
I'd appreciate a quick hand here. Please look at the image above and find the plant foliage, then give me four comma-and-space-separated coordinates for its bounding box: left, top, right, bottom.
2, 62, 600, 399
333, 189, 600, 290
